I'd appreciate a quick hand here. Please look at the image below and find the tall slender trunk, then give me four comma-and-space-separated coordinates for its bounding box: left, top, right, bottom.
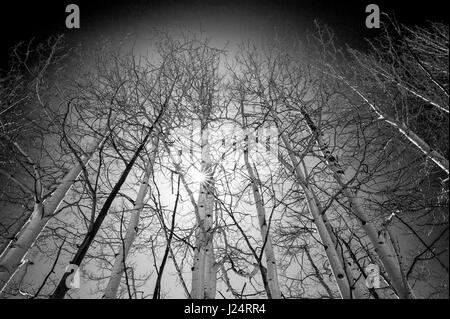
0, 212, 32, 260
278, 154, 364, 298
0, 135, 107, 293
240, 107, 281, 298
153, 174, 180, 299
191, 118, 216, 299
312, 193, 364, 298
50, 108, 164, 299
304, 245, 335, 298
279, 131, 352, 299
336, 75, 448, 175
386, 227, 417, 299
298, 108, 409, 299
299, 107, 368, 298
103, 138, 159, 299
243, 152, 281, 298
50, 132, 150, 299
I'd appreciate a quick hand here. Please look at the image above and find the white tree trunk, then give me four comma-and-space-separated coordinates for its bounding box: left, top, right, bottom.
337, 75, 449, 175
191, 121, 216, 299
103, 138, 159, 299
313, 193, 365, 298
309, 122, 409, 298
0, 132, 109, 293
0, 155, 93, 292
280, 132, 352, 299
243, 134, 281, 299
279, 154, 365, 298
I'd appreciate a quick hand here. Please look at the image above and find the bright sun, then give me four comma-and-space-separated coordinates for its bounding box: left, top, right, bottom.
191, 169, 207, 184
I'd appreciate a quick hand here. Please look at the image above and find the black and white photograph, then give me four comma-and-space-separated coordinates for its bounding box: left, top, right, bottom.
0, 0, 447, 314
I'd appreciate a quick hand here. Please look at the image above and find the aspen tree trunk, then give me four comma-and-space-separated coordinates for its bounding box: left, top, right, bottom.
279, 131, 352, 299
50, 132, 153, 299
299, 108, 410, 298
153, 173, 181, 299
304, 245, 335, 298
240, 106, 281, 298
278, 154, 364, 298
298, 108, 365, 298
336, 75, 449, 175
191, 117, 216, 299
0, 212, 32, 260
103, 138, 159, 299
386, 226, 417, 299
243, 151, 281, 298
51, 106, 165, 299
0, 135, 108, 293
2, 250, 38, 298
312, 193, 365, 298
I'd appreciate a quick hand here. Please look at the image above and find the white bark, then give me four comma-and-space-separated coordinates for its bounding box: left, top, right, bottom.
103, 138, 159, 299
313, 193, 365, 298
0, 132, 110, 293
279, 154, 365, 298
243, 129, 281, 299
191, 120, 216, 299
280, 131, 352, 299
336, 75, 449, 175
0, 155, 92, 292
310, 123, 409, 298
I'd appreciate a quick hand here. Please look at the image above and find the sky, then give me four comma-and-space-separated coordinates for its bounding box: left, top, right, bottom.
0, 0, 448, 299
1, 0, 449, 69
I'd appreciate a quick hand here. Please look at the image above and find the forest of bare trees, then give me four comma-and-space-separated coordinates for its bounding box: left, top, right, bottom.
0, 19, 448, 299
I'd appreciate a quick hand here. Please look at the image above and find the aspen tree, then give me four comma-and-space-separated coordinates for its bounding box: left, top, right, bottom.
295, 102, 411, 298
313, 22, 448, 175
0, 130, 111, 293
103, 138, 159, 299
191, 111, 216, 299
240, 100, 281, 299
278, 129, 352, 299
50, 107, 165, 299
331, 75, 448, 175
232, 44, 352, 298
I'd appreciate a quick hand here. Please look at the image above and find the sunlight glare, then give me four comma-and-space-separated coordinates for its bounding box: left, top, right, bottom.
191, 169, 207, 184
